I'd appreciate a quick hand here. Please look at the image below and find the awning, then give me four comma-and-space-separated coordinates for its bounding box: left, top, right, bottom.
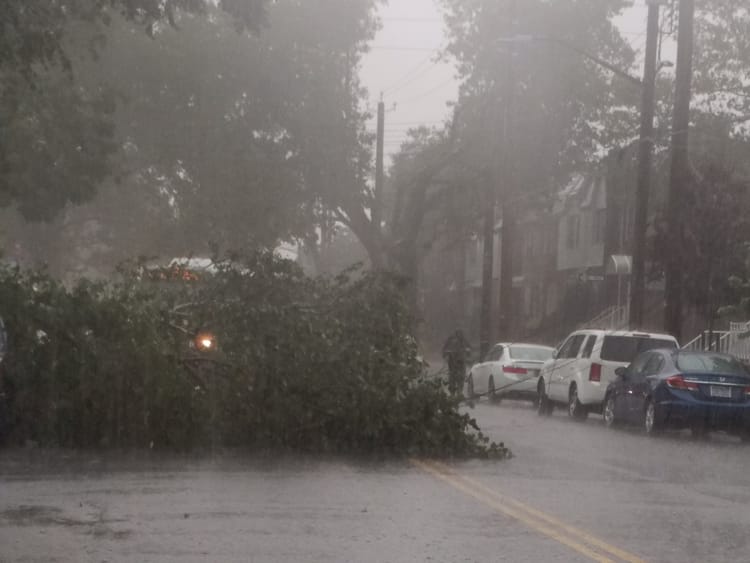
606, 254, 632, 276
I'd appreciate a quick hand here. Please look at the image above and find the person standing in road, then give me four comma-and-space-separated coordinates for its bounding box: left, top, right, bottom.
442, 329, 471, 396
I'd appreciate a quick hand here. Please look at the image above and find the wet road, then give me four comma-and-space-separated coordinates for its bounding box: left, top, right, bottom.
2, 401, 750, 562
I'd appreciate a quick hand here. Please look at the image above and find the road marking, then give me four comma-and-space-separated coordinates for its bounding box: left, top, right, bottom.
412, 459, 647, 563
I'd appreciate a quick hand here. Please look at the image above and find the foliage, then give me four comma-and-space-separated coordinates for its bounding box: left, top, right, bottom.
440, 0, 638, 182
653, 157, 750, 319
0, 253, 509, 458
0, 69, 118, 221
0, 1, 268, 75
3, 0, 382, 274
693, 0, 750, 130
0, 1, 268, 220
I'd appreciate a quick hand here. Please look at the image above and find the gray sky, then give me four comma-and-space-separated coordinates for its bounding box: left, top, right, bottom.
360, 1, 666, 159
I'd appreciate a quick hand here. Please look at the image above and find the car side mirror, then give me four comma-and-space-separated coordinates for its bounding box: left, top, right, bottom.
615, 366, 627, 379
551, 350, 558, 360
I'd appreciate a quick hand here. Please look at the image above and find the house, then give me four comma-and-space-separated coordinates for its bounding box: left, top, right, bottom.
450, 148, 642, 345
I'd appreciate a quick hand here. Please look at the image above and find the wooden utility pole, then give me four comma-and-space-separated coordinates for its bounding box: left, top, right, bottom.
480, 0, 515, 358
373, 96, 385, 231
479, 170, 495, 359
664, 0, 695, 340
497, 12, 516, 342
629, 0, 662, 329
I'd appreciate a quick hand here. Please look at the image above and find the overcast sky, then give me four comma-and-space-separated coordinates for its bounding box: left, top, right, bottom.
360, 1, 664, 160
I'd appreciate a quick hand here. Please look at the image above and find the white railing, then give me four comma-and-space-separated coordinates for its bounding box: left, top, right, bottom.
578, 305, 629, 331
728, 321, 750, 360
682, 331, 732, 353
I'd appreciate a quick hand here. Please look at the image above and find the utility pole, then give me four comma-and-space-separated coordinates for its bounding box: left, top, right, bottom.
629, 0, 662, 329
497, 8, 516, 342
664, 0, 695, 340
479, 0, 515, 358
479, 170, 495, 359
373, 95, 385, 231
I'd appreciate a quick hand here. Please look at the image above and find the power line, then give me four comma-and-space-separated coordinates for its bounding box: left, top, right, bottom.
370, 45, 441, 52
381, 17, 442, 23
388, 62, 445, 96
383, 120, 447, 125
395, 76, 456, 105
382, 53, 435, 94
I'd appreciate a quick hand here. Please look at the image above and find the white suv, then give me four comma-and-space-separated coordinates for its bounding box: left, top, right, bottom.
537, 329, 679, 420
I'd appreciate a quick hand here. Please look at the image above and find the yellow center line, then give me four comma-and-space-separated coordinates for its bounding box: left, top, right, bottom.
412, 459, 647, 563
429, 460, 647, 563
412, 459, 614, 563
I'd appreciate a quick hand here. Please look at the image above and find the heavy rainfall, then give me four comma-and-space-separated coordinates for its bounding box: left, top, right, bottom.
0, 1, 749, 561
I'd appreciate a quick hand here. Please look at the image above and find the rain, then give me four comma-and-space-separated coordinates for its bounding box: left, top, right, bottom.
1, 1, 750, 561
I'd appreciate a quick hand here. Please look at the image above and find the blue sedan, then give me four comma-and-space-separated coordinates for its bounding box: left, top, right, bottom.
603, 349, 750, 439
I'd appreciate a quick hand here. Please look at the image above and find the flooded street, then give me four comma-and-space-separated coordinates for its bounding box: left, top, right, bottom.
3, 402, 750, 562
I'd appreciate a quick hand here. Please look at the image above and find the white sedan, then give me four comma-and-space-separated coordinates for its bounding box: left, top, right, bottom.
467, 342, 555, 403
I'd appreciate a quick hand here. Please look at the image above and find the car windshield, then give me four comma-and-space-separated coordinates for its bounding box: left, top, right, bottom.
676, 353, 748, 375
509, 345, 554, 361
600, 336, 676, 363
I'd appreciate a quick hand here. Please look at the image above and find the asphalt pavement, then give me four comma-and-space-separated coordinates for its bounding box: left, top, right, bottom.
2, 400, 750, 562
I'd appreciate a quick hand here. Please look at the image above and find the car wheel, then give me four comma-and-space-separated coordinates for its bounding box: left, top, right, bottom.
568, 384, 588, 421
537, 379, 553, 416
603, 394, 618, 429
644, 399, 662, 436
488, 376, 500, 404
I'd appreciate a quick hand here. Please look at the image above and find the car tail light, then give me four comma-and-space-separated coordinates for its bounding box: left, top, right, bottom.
744, 386, 750, 396
666, 375, 699, 391
589, 363, 602, 382
503, 366, 528, 375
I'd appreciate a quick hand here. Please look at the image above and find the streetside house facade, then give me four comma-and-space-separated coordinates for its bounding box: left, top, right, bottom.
552, 173, 609, 329
420, 147, 650, 349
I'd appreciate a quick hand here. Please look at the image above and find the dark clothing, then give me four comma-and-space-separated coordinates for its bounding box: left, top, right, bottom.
442, 333, 471, 395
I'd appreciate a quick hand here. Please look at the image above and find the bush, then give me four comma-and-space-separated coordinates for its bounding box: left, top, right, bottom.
0, 254, 510, 459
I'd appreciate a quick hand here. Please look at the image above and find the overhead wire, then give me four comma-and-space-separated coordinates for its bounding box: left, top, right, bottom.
369, 45, 441, 52
382, 52, 437, 95
380, 17, 442, 23
385, 59, 444, 96
395, 76, 456, 106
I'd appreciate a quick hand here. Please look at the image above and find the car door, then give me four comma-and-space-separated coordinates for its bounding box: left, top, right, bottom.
628, 353, 665, 422
622, 352, 656, 422
487, 345, 507, 389
546, 336, 573, 401
473, 345, 502, 393
548, 333, 586, 402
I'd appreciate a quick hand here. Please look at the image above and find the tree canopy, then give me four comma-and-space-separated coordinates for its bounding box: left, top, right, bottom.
2, 0, 382, 274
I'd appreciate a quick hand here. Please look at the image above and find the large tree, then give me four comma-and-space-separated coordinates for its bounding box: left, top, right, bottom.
4, 1, 382, 273
0, 0, 268, 223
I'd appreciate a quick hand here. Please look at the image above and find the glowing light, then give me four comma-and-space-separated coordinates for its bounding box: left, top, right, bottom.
195, 332, 216, 352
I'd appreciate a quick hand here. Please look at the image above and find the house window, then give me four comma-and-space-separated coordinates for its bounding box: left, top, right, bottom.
566, 215, 580, 249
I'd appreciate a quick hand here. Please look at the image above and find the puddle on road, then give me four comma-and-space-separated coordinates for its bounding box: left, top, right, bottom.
0, 505, 68, 526
0, 503, 133, 540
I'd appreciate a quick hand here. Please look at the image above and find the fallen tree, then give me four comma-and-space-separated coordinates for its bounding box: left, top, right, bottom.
0, 252, 509, 459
